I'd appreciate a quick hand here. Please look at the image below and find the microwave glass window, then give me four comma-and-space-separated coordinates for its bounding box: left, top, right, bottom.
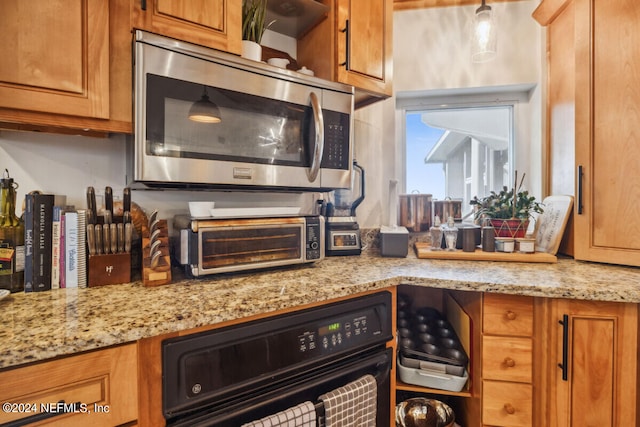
146, 74, 313, 167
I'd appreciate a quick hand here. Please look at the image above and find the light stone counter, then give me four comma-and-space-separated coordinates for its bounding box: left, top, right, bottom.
1, 251, 639, 369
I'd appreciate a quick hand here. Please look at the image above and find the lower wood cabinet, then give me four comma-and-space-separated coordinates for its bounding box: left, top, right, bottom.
0, 343, 138, 427
544, 298, 638, 427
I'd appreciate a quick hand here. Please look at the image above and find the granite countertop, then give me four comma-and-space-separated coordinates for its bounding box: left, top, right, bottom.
1, 250, 639, 369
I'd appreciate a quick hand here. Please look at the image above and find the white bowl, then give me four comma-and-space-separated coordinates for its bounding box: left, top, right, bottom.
189, 201, 215, 218
267, 58, 290, 68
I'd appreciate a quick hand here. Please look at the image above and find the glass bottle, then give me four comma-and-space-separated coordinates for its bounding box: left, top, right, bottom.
0, 170, 24, 292
429, 215, 443, 251
443, 216, 458, 251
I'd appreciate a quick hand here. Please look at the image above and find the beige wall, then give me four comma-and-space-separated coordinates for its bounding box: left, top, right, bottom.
354, 0, 543, 228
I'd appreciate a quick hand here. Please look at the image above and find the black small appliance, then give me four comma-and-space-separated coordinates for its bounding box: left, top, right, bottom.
325, 160, 364, 256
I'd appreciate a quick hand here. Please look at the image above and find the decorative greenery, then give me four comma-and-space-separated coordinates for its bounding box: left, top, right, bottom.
242, 0, 274, 44
470, 172, 544, 220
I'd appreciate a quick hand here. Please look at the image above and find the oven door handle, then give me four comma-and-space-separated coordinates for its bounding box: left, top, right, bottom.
307, 91, 324, 182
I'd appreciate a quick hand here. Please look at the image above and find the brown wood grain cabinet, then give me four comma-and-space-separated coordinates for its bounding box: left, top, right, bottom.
0, 0, 133, 134
297, 0, 393, 108
131, 0, 241, 55
543, 299, 638, 427
0, 344, 138, 427
534, 0, 640, 266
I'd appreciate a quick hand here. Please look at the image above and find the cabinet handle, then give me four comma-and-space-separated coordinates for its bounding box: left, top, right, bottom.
577, 165, 584, 214
503, 357, 516, 368
2, 400, 82, 427
558, 314, 569, 381
504, 403, 516, 415
141, 0, 147, 10
505, 310, 517, 320
339, 20, 350, 70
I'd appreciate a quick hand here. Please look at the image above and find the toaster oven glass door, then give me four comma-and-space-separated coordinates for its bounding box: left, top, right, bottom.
198, 224, 304, 273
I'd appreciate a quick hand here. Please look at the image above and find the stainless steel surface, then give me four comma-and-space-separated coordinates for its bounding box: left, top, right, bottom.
124, 222, 132, 253
131, 30, 354, 191
307, 91, 324, 182
95, 224, 103, 255
87, 224, 96, 256
395, 398, 455, 427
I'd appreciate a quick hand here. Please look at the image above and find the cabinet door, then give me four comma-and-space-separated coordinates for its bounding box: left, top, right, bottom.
0, 0, 109, 119
0, 344, 138, 426
132, 0, 241, 55
548, 299, 638, 427
336, 0, 392, 104
573, 0, 640, 265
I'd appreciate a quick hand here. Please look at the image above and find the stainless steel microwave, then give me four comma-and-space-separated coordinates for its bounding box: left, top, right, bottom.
129, 30, 355, 191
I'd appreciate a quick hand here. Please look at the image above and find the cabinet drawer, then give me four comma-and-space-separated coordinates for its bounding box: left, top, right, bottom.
482, 380, 533, 427
482, 336, 532, 383
483, 293, 533, 336
0, 344, 137, 426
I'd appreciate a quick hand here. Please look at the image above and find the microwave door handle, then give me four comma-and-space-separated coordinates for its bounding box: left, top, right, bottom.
308, 91, 324, 182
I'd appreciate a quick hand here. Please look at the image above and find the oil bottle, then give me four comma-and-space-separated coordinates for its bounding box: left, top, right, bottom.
0, 169, 24, 292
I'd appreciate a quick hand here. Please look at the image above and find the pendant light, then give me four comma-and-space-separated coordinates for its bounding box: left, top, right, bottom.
188, 86, 222, 123
471, 0, 497, 63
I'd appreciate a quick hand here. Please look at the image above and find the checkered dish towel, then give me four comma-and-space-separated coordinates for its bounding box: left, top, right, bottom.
241, 401, 317, 427
318, 374, 377, 427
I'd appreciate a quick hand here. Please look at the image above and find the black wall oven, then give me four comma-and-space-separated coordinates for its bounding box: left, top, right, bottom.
162, 291, 393, 426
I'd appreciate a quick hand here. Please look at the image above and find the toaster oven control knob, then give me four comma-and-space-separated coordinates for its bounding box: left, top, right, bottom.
310, 241, 319, 250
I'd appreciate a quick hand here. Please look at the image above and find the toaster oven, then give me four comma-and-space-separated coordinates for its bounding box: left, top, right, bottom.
173, 215, 324, 277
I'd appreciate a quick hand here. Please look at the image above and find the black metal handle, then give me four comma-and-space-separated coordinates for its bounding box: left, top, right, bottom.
558, 314, 569, 381
141, 0, 147, 10
2, 401, 82, 427
339, 20, 350, 70
577, 165, 584, 214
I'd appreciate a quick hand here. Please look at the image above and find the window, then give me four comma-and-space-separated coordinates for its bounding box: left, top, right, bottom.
398, 86, 532, 218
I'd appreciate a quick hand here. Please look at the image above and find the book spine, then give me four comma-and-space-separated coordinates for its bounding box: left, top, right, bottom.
23, 194, 34, 292
76, 210, 87, 289
59, 213, 66, 289
51, 206, 63, 290
32, 194, 54, 292
64, 211, 79, 288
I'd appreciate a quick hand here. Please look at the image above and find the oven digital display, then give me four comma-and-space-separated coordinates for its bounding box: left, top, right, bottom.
319, 322, 341, 336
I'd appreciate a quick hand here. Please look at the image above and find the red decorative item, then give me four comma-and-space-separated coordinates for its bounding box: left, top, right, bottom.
490, 219, 529, 238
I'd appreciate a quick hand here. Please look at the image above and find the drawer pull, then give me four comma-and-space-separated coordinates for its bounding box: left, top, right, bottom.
503, 357, 516, 368
505, 310, 517, 320
504, 403, 516, 415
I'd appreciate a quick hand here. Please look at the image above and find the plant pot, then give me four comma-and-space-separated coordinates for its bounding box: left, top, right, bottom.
489, 218, 529, 238
241, 40, 262, 62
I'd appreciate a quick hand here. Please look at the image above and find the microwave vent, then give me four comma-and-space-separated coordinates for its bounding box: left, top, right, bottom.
266, 0, 329, 38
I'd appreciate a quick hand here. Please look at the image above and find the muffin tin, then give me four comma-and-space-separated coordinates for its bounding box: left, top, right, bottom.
397, 299, 469, 376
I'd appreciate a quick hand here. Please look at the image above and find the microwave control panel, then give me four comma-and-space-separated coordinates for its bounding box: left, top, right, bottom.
321, 110, 350, 170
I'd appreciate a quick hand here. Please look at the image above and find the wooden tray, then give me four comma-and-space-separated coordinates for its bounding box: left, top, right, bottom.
414, 243, 557, 263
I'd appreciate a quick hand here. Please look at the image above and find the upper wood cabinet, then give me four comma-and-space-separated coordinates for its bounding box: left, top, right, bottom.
544, 299, 638, 427
131, 0, 242, 55
297, 0, 393, 108
0, 0, 132, 134
534, 0, 640, 266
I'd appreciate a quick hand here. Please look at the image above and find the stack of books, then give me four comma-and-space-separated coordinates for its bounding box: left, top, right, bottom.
24, 193, 87, 292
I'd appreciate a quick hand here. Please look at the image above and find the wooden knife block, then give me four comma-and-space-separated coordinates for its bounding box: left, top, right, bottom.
142, 219, 172, 287
88, 253, 131, 287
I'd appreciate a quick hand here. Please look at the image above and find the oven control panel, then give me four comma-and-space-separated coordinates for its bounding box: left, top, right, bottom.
297, 309, 382, 356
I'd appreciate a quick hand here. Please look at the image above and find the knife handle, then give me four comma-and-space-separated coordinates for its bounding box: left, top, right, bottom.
95, 224, 103, 255
110, 223, 118, 254
117, 223, 124, 254
124, 222, 132, 253
123, 187, 131, 215
103, 223, 111, 254
105, 186, 113, 218
87, 224, 96, 256
86, 186, 97, 224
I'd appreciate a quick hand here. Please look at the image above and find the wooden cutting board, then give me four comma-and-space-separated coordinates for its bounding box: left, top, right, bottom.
414, 243, 557, 263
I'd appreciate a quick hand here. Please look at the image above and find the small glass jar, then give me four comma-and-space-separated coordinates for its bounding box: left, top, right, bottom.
495, 237, 515, 253
429, 215, 443, 251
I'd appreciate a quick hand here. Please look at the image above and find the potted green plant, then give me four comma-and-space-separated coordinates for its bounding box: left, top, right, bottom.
470, 172, 544, 238
242, 0, 274, 61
